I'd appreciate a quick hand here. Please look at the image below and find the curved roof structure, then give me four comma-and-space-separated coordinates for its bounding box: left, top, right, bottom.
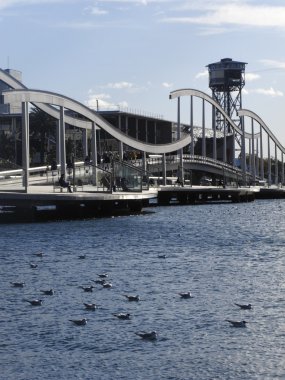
2, 89, 192, 154
170, 88, 259, 140
238, 109, 285, 154
0, 68, 92, 130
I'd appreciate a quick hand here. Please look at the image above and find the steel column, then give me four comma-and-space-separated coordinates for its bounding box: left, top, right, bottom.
223, 115, 227, 163
91, 122, 97, 185
177, 97, 184, 181
281, 152, 284, 186
190, 96, 194, 156
162, 153, 167, 185
275, 144, 278, 185
59, 106, 66, 175
260, 125, 264, 180
267, 134, 271, 185
22, 101, 29, 191
202, 99, 206, 157
251, 118, 256, 183
241, 116, 246, 185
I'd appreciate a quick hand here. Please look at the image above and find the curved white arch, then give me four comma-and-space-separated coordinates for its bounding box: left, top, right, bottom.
2, 89, 192, 154
238, 109, 285, 154
170, 88, 259, 140
0, 68, 92, 130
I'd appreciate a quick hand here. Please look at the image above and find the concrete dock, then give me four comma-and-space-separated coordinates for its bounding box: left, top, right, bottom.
0, 184, 158, 222
157, 185, 257, 205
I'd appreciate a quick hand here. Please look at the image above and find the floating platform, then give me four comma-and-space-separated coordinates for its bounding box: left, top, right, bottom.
0, 186, 157, 223
255, 186, 285, 199
157, 186, 256, 205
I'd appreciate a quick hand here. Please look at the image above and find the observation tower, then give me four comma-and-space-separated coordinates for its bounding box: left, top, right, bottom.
207, 58, 247, 132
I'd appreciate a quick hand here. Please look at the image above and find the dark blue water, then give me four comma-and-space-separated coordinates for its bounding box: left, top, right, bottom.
1, 200, 285, 380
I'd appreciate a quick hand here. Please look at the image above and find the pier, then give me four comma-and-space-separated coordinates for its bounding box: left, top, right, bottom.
157, 186, 256, 205
1, 61, 285, 223
0, 184, 157, 223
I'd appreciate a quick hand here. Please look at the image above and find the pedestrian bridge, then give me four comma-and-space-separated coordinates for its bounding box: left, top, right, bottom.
0, 68, 284, 191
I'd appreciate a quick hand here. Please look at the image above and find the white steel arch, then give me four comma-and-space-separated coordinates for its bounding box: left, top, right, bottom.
2, 89, 192, 154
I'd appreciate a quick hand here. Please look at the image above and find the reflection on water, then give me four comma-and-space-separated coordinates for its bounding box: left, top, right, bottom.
1, 200, 285, 380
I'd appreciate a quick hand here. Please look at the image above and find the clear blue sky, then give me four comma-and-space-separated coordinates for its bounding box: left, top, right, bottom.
1, 0, 285, 143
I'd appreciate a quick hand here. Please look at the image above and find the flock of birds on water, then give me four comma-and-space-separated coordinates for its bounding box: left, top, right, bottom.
10, 250, 252, 341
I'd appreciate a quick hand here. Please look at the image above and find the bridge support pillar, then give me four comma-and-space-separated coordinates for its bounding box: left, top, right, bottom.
22, 101, 29, 192
59, 106, 66, 175
91, 122, 97, 185
162, 154, 167, 186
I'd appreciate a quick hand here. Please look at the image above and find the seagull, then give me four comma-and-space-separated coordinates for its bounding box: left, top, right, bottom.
234, 303, 252, 310
92, 279, 106, 285
113, 313, 131, 320
30, 263, 38, 269
24, 299, 43, 306
179, 292, 192, 299
226, 320, 247, 328
40, 289, 54, 295
69, 318, 87, 326
83, 303, 97, 310
124, 295, 140, 302
135, 331, 157, 340
11, 282, 25, 288
98, 273, 108, 278
81, 286, 94, 292
102, 282, 112, 288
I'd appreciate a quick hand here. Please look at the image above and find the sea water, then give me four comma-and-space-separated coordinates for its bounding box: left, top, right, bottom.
0, 200, 285, 380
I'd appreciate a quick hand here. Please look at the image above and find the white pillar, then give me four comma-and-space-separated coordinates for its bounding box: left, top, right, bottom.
177, 97, 183, 181
223, 115, 227, 163
91, 122, 97, 185
241, 116, 246, 185
22, 101, 29, 192
56, 120, 60, 164
202, 99, 206, 157
162, 153, 167, 185
268, 135, 271, 185
251, 118, 256, 182
212, 104, 217, 160
59, 106, 66, 175
260, 125, 264, 180
190, 96, 194, 156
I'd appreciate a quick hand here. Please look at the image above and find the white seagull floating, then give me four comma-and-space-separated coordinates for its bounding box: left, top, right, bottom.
179, 292, 192, 299
83, 303, 97, 310
226, 320, 247, 328
102, 282, 112, 288
24, 299, 43, 306
135, 331, 157, 340
92, 279, 106, 285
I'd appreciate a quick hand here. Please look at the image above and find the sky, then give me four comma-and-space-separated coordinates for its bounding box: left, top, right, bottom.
1, 0, 285, 143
